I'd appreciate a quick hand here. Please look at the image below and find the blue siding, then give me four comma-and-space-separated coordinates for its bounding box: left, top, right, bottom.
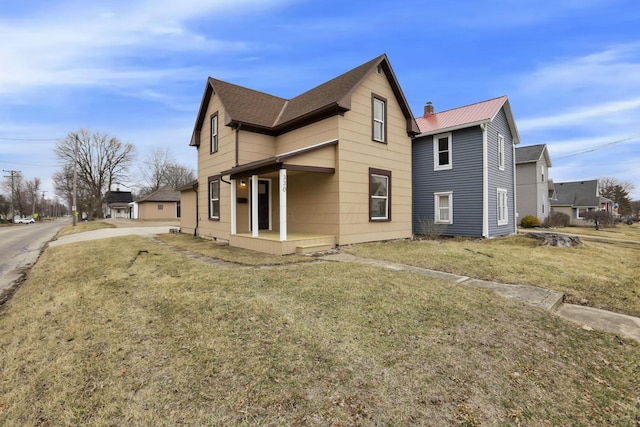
412, 126, 484, 237
487, 107, 516, 237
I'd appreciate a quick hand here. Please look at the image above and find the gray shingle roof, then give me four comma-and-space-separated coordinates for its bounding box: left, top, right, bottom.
105, 191, 133, 204
137, 186, 180, 203
551, 180, 609, 207
516, 144, 546, 164
190, 54, 418, 145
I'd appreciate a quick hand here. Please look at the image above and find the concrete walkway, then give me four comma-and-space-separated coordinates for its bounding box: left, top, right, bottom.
320, 252, 640, 342
44, 222, 640, 343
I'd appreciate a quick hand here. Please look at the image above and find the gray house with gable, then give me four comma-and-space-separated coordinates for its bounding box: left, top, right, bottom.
515, 144, 554, 223
412, 96, 520, 238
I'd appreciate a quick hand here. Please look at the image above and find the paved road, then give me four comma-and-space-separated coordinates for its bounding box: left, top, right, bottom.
0, 218, 70, 301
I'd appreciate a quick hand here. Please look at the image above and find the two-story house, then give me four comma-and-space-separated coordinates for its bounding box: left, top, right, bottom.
515, 144, 554, 223
180, 54, 419, 254
412, 96, 520, 238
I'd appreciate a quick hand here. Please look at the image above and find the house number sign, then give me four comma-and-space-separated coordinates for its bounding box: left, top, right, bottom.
281, 175, 287, 193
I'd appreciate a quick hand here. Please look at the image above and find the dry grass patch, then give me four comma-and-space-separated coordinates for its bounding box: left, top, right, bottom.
344, 236, 640, 318
156, 233, 314, 266
0, 236, 639, 425
56, 220, 114, 237
553, 223, 640, 241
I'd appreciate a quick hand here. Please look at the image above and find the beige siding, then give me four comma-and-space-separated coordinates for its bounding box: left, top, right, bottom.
237, 132, 276, 165
276, 117, 339, 154
179, 188, 197, 235
138, 201, 179, 220
195, 93, 236, 241
286, 172, 339, 235
335, 68, 412, 245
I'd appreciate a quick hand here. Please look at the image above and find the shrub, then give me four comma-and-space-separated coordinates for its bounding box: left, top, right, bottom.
542, 212, 570, 228
520, 215, 541, 228
416, 217, 447, 240
585, 210, 614, 230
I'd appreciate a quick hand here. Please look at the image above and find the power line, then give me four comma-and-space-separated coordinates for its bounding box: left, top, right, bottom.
555, 135, 639, 160
0, 136, 64, 141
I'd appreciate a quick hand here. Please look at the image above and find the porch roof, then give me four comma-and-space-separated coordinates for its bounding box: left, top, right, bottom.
221, 139, 338, 179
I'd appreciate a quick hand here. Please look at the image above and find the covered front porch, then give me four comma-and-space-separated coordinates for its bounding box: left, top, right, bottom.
222, 139, 339, 255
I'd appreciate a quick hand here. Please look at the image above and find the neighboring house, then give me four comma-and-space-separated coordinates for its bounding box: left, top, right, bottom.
412, 96, 520, 238
181, 54, 418, 254
551, 180, 613, 225
515, 144, 554, 222
104, 189, 133, 218
136, 186, 181, 220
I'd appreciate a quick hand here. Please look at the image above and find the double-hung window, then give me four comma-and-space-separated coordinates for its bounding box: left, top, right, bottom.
497, 188, 508, 225
369, 168, 391, 221
434, 192, 453, 224
433, 133, 452, 170
498, 134, 505, 170
372, 95, 386, 143
209, 176, 220, 220
210, 113, 219, 154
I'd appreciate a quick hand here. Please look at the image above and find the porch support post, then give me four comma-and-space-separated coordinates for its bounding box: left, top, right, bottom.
230, 179, 237, 235
251, 174, 259, 237
279, 168, 287, 241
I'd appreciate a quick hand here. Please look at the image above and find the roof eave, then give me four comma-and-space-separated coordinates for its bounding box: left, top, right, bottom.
415, 119, 490, 137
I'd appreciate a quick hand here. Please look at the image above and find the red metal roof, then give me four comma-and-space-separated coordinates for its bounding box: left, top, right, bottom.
416, 95, 508, 134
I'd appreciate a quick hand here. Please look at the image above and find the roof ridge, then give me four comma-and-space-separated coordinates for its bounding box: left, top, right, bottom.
209, 77, 287, 102
418, 95, 507, 118
273, 99, 290, 127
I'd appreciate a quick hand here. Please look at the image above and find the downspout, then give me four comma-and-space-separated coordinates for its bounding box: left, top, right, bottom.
481, 123, 489, 238
235, 123, 241, 167
512, 141, 518, 234
193, 182, 199, 237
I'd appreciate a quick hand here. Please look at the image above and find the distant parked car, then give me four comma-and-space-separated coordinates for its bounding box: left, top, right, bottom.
15, 217, 35, 224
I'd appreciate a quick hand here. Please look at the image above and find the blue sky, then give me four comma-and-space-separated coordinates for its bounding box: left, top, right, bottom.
1, 0, 639, 200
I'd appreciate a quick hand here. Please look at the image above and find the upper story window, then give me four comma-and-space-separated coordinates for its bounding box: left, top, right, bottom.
369, 168, 391, 221
541, 165, 545, 182
210, 113, 219, 154
372, 95, 387, 143
433, 133, 452, 170
498, 134, 505, 170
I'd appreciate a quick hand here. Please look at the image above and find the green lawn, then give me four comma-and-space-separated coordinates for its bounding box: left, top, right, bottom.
0, 236, 639, 425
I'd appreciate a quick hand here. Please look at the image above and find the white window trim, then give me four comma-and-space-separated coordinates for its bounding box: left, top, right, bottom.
434, 191, 453, 224
433, 133, 452, 171
210, 115, 218, 153
370, 173, 389, 220
576, 207, 590, 219
209, 179, 220, 219
373, 97, 385, 143
497, 188, 508, 226
498, 133, 505, 171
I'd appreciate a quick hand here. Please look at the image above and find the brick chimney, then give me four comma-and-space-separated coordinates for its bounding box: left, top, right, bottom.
424, 101, 434, 117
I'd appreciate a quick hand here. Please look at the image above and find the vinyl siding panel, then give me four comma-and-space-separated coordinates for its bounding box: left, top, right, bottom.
336, 68, 412, 245
487, 108, 516, 236
412, 126, 484, 237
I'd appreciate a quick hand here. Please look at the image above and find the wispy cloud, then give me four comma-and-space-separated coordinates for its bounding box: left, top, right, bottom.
518, 97, 640, 131
0, 0, 293, 99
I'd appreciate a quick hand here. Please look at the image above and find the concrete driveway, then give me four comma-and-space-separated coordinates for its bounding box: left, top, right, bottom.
49, 219, 179, 247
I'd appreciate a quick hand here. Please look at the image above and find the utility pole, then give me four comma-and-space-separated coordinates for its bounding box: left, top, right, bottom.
3, 169, 21, 220
72, 134, 79, 226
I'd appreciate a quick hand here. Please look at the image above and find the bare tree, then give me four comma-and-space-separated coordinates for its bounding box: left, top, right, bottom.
24, 178, 41, 216
53, 163, 92, 216
140, 147, 174, 195
164, 163, 195, 189
55, 129, 135, 218
138, 147, 195, 196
